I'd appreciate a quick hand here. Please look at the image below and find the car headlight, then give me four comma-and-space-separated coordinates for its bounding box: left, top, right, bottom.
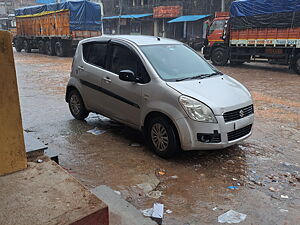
179, 96, 217, 123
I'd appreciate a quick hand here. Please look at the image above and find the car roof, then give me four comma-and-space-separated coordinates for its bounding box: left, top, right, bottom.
81, 35, 182, 46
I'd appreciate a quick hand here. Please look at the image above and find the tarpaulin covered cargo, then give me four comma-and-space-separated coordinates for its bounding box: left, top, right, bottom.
15, 0, 101, 31
230, 0, 300, 29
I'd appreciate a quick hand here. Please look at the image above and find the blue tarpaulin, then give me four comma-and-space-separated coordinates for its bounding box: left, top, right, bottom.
16, 0, 102, 31
230, 0, 300, 17
36, 0, 56, 3
103, 14, 152, 20
167, 15, 210, 23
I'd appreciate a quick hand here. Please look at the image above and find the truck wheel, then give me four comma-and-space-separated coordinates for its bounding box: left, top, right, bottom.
15, 39, 23, 52
45, 40, 55, 56
292, 54, 300, 75
146, 116, 180, 158
68, 89, 89, 120
55, 41, 65, 57
23, 40, 31, 53
38, 40, 46, 54
211, 47, 229, 66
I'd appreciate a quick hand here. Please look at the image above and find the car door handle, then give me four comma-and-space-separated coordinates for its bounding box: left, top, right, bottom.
103, 77, 111, 83
78, 66, 85, 71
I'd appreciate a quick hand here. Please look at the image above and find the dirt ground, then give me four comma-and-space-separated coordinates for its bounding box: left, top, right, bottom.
15, 50, 300, 225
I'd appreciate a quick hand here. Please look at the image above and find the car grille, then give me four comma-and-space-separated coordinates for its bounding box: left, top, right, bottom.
223, 105, 254, 122
227, 124, 252, 141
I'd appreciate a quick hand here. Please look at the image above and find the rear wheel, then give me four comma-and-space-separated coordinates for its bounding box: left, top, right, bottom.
45, 40, 55, 56
68, 89, 89, 120
15, 39, 23, 52
38, 40, 46, 54
211, 47, 229, 66
146, 116, 180, 158
55, 41, 66, 57
292, 54, 300, 75
23, 40, 31, 53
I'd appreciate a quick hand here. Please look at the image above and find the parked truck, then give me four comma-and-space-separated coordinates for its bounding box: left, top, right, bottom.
13, 0, 102, 56
203, 0, 300, 74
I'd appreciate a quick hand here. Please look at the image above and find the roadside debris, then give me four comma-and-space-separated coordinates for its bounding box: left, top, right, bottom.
280, 195, 289, 199
165, 209, 172, 214
269, 187, 279, 192
147, 190, 163, 199
158, 169, 166, 176
218, 210, 247, 224
170, 175, 178, 179
228, 186, 238, 190
141, 203, 164, 225
37, 159, 43, 163
86, 128, 106, 135
129, 143, 141, 147
279, 209, 289, 213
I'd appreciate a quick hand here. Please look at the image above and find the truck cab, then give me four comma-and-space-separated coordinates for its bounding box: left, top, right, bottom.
203, 12, 230, 65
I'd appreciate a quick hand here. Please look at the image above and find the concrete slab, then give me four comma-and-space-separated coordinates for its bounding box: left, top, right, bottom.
24, 131, 48, 159
91, 185, 156, 225
0, 160, 109, 225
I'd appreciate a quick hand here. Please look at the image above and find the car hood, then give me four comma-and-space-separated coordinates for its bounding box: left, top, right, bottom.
166, 75, 252, 115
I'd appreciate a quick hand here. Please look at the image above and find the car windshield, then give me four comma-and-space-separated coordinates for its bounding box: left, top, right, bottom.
140, 44, 220, 81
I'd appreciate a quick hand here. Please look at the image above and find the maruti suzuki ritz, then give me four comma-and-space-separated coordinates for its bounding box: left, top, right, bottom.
66, 35, 254, 158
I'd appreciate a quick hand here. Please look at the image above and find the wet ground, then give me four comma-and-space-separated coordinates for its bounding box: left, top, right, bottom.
15, 50, 300, 225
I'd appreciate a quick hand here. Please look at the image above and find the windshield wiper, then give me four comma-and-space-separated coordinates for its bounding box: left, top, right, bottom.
175, 72, 222, 82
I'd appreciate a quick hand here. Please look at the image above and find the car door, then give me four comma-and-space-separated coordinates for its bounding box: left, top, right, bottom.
79, 40, 111, 114
100, 41, 150, 126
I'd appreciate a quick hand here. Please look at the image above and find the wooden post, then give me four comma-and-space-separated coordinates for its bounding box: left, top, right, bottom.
0, 30, 27, 176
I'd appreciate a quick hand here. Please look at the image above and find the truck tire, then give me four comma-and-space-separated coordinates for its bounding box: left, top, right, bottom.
23, 40, 31, 53
211, 47, 229, 66
55, 41, 65, 57
292, 54, 300, 75
15, 38, 23, 52
45, 40, 55, 56
38, 40, 46, 54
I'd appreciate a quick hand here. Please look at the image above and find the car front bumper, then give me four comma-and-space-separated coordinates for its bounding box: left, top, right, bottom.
176, 114, 254, 151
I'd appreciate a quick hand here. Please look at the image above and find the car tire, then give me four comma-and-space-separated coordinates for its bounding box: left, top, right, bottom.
211, 47, 228, 66
68, 89, 89, 120
292, 54, 300, 75
23, 40, 31, 53
146, 116, 180, 158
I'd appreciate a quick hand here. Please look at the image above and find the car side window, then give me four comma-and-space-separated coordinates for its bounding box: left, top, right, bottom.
83, 42, 108, 68
110, 44, 150, 83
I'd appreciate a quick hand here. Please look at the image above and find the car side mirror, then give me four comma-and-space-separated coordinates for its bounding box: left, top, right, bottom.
119, 70, 136, 82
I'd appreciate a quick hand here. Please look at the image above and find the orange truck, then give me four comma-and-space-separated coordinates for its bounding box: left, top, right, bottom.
13, 0, 102, 57
203, 0, 300, 74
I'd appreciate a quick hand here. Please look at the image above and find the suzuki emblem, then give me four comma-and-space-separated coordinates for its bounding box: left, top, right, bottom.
239, 110, 244, 118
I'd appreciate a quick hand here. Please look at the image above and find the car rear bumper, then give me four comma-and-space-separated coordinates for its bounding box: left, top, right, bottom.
176, 114, 254, 151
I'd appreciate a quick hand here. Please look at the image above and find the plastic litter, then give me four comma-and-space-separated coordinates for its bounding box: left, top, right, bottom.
166, 209, 172, 214
213, 207, 218, 211
141, 208, 153, 217
281, 195, 289, 199
141, 203, 164, 225
158, 169, 166, 176
114, 190, 121, 195
37, 159, 43, 163
280, 209, 288, 213
232, 178, 238, 181
147, 190, 163, 199
228, 186, 239, 190
218, 210, 247, 223
86, 128, 106, 135
129, 143, 141, 147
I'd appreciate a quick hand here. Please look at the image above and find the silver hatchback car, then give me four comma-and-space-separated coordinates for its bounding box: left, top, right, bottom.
66, 35, 254, 158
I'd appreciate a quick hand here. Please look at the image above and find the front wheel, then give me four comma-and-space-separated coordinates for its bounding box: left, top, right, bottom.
211, 47, 229, 66
292, 54, 300, 75
146, 116, 180, 158
68, 90, 89, 120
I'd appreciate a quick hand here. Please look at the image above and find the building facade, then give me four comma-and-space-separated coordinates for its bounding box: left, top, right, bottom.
102, 0, 234, 42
